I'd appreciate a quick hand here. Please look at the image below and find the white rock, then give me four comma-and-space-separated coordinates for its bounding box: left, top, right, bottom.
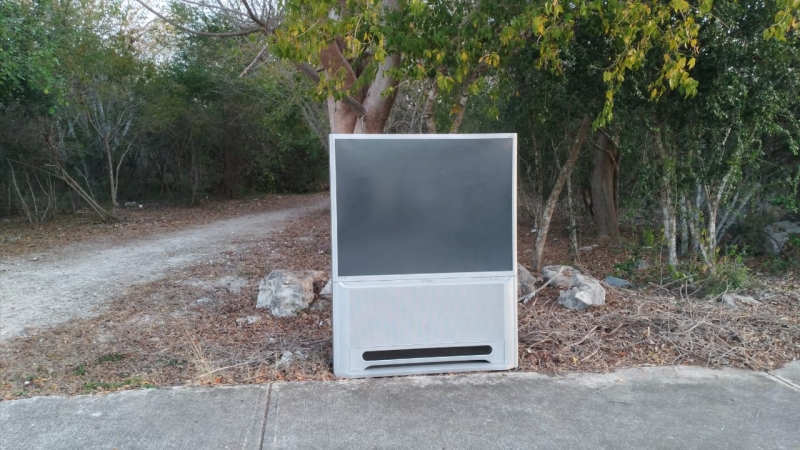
604, 276, 632, 288
278, 350, 306, 367
517, 264, 539, 302
319, 280, 332, 298
763, 221, 800, 255
195, 297, 214, 305
257, 270, 324, 317
721, 294, 761, 306
542, 265, 606, 310
310, 299, 330, 311
236, 316, 261, 325
541, 265, 578, 288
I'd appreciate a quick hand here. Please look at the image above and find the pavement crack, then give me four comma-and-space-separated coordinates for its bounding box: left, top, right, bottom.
257, 383, 273, 450
764, 372, 800, 392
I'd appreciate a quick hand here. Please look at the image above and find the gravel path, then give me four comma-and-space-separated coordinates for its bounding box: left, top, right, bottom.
0, 200, 328, 342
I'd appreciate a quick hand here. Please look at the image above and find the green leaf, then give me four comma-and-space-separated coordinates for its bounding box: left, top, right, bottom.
671, 0, 690, 12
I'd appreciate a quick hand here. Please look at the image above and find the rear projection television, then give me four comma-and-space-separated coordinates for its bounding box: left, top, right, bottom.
330, 134, 517, 378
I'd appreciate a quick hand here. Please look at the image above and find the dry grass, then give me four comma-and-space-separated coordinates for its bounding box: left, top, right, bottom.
1, 202, 798, 399
518, 284, 799, 372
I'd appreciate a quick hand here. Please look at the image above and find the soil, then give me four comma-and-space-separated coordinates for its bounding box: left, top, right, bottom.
0, 195, 798, 399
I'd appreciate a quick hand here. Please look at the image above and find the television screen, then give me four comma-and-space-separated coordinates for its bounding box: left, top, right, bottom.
333, 136, 515, 277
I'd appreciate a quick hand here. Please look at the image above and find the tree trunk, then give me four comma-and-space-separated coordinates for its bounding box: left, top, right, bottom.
318, 0, 400, 135
654, 128, 677, 266
354, 54, 400, 134
590, 132, 620, 243
566, 173, 580, 259
104, 142, 117, 217
9, 165, 33, 224
678, 194, 689, 256
449, 93, 469, 133
423, 78, 438, 134
449, 63, 489, 133
531, 116, 592, 271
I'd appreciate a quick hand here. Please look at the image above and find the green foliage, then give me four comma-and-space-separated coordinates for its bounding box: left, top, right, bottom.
73, 364, 87, 376
267, 0, 800, 127
0, 0, 61, 107
699, 250, 751, 295
0, 0, 327, 220
97, 353, 126, 363
614, 259, 637, 278
641, 228, 657, 248
82, 378, 156, 393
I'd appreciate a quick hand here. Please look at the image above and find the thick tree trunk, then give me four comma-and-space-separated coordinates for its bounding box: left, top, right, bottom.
590, 132, 620, 243
318, 0, 400, 135
354, 54, 400, 134
320, 41, 362, 134
531, 116, 592, 271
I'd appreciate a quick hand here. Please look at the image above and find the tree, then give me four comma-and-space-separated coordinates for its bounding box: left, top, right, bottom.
138, 1, 778, 137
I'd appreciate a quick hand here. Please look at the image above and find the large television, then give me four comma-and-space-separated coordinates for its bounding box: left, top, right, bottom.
330, 134, 517, 378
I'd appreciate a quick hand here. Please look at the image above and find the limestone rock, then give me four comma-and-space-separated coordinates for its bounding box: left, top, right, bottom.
319, 280, 333, 298
236, 316, 261, 325
605, 276, 632, 289
257, 270, 324, 317
195, 297, 214, 305
721, 294, 762, 307
542, 265, 606, 310
517, 264, 539, 301
541, 265, 578, 289
763, 221, 800, 255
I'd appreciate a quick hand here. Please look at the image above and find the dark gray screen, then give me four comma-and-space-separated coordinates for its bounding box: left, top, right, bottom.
334, 137, 514, 277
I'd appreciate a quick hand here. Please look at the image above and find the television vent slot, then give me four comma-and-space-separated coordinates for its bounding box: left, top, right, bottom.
362, 345, 492, 362
364, 360, 491, 370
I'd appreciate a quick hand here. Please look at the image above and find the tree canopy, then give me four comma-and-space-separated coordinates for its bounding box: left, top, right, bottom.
1, 0, 798, 277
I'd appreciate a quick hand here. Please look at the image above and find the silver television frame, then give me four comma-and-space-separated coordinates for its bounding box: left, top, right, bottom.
330, 133, 518, 378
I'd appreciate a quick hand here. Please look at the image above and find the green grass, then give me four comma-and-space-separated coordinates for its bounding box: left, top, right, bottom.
82, 377, 155, 393
97, 353, 127, 363
73, 364, 87, 376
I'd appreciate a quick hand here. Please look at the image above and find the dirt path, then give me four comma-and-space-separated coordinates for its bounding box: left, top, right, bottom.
0, 199, 328, 342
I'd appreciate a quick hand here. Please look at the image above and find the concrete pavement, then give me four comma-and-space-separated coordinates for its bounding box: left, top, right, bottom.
2, 362, 799, 450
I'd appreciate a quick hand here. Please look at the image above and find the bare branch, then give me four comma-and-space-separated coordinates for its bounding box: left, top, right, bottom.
240, 0, 267, 28
134, 0, 262, 37
296, 62, 321, 84
239, 42, 270, 77
295, 62, 365, 116
179, 0, 249, 18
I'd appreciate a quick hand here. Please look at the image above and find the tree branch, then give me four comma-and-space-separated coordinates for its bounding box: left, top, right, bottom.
296, 62, 365, 116
134, 1, 262, 37
240, 0, 267, 28
239, 42, 270, 78
296, 62, 321, 84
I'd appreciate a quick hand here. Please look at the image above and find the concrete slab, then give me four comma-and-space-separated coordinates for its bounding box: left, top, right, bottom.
772, 360, 800, 388
263, 367, 800, 450
0, 385, 268, 450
